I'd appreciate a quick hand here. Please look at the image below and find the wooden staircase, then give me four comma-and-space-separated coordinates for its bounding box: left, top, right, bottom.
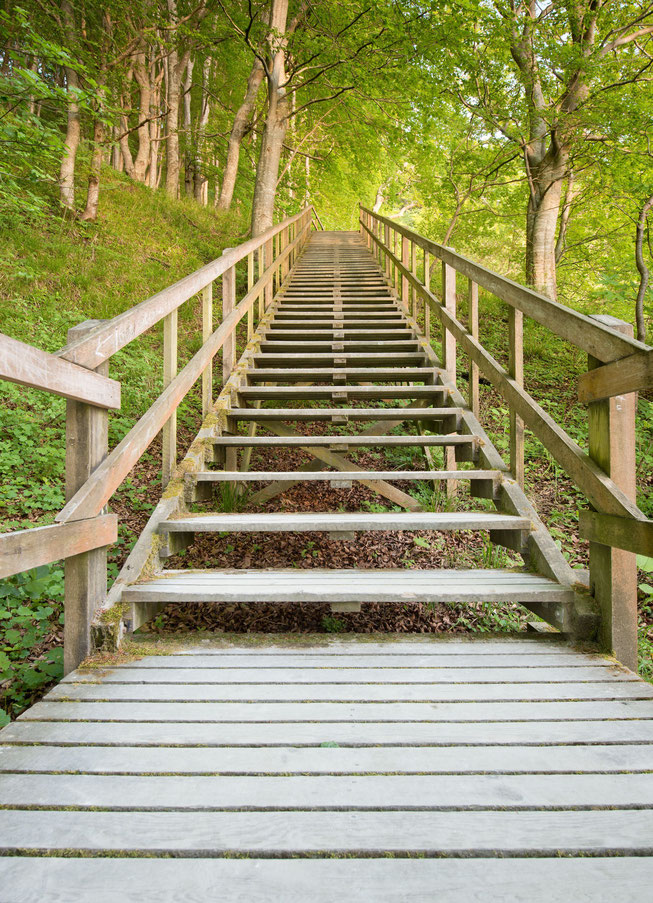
119, 231, 583, 631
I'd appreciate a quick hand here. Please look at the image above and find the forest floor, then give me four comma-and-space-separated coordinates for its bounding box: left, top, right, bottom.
0, 173, 651, 722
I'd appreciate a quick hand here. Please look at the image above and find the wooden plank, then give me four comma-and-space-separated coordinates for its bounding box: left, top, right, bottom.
158, 512, 528, 533
580, 510, 653, 557
0, 515, 117, 580
201, 282, 213, 416
222, 261, 236, 382
468, 279, 479, 417
508, 307, 525, 487
49, 681, 653, 703
2, 808, 653, 853
0, 332, 120, 409
21, 699, 653, 722
3, 771, 653, 809
227, 407, 457, 421
578, 346, 653, 402
1, 856, 652, 903
361, 209, 647, 362
588, 315, 639, 671
3, 743, 651, 775
211, 435, 476, 447
161, 308, 177, 487
368, 235, 645, 521
5, 717, 653, 746
61, 665, 634, 684
195, 470, 497, 483
56, 207, 313, 370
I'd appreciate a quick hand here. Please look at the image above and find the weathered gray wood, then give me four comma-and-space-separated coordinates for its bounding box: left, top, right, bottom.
588, 315, 639, 671
3, 771, 653, 809
56, 207, 313, 369
239, 385, 447, 400
161, 308, 178, 487
0, 515, 117, 580
222, 258, 236, 382
2, 808, 653, 853
508, 307, 525, 487
159, 511, 528, 533
64, 321, 110, 675
195, 469, 499, 483
0, 332, 120, 408
6, 716, 653, 746
49, 680, 653, 703
4, 742, 650, 774
468, 278, 479, 417
201, 282, 213, 415
578, 346, 653, 402
228, 407, 457, 421
580, 510, 653, 557
361, 209, 647, 362
211, 435, 477, 448
2, 855, 653, 903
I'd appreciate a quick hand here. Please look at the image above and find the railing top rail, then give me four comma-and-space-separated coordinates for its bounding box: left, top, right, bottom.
57, 206, 314, 371
361, 205, 650, 365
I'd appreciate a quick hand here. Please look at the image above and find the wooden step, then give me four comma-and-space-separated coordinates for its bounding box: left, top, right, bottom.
194, 469, 500, 483
246, 367, 436, 383
226, 407, 459, 421
268, 320, 405, 330
267, 330, 414, 339
212, 435, 478, 449
252, 353, 428, 366
259, 341, 421, 352
122, 568, 576, 605
159, 512, 529, 535
238, 385, 449, 400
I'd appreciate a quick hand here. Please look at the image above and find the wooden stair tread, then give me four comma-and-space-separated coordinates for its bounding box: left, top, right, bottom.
159, 512, 529, 533
194, 469, 499, 482
211, 435, 477, 446
122, 568, 576, 604
227, 407, 459, 420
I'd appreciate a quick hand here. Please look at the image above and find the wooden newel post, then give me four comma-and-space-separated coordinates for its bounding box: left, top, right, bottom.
587, 314, 638, 671
162, 308, 178, 486
222, 249, 236, 383
64, 320, 109, 675
202, 283, 213, 416
401, 235, 410, 309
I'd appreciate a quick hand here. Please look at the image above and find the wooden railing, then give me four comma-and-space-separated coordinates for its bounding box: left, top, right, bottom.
0, 205, 317, 672
360, 204, 652, 669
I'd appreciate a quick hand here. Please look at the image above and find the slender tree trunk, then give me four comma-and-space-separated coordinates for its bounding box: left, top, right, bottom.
217, 57, 265, 210
194, 58, 211, 203
111, 127, 123, 171
81, 114, 104, 221
183, 57, 195, 196
58, 1, 80, 212
635, 192, 653, 342
148, 49, 161, 188
119, 77, 135, 177
132, 50, 151, 182
525, 151, 567, 299
251, 0, 290, 236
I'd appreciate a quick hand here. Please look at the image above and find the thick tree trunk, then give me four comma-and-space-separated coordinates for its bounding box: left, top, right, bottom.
217, 57, 265, 210
148, 49, 161, 188
251, 0, 290, 236
81, 116, 104, 221
635, 192, 653, 342
525, 152, 567, 299
555, 172, 577, 263
58, 1, 80, 212
132, 50, 151, 182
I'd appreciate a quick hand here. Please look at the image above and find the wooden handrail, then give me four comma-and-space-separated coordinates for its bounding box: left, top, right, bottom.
361, 215, 647, 523
57, 207, 314, 370
578, 347, 653, 403
56, 216, 312, 523
360, 206, 648, 364
0, 333, 120, 409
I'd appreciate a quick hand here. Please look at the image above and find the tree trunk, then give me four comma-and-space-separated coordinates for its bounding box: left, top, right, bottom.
525, 152, 567, 299
251, 0, 290, 236
81, 115, 104, 221
132, 50, 151, 182
635, 192, 653, 342
148, 48, 161, 188
555, 172, 577, 263
119, 80, 135, 177
58, 1, 80, 212
111, 127, 124, 171
217, 56, 265, 210
183, 57, 195, 196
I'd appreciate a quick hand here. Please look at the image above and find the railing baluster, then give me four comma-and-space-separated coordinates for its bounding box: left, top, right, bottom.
202, 283, 213, 416
424, 250, 431, 341
222, 253, 236, 382
442, 261, 457, 493
162, 308, 178, 486
411, 241, 417, 319
257, 247, 264, 319
508, 308, 524, 486
265, 237, 273, 309
247, 252, 254, 340
468, 279, 479, 418
401, 235, 410, 310
64, 319, 109, 675
384, 223, 390, 279
588, 314, 638, 671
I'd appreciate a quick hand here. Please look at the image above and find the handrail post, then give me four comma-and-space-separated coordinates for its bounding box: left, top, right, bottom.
257, 247, 264, 319
202, 283, 213, 416
509, 308, 525, 487
384, 223, 390, 279
264, 237, 273, 309
222, 249, 236, 382
442, 261, 458, 492
401, 235, 410, 310
247, 252, 254, 341
587, 314, 638, 670
468, 279, 479, 417
424, 250, 431, 341
162, 309, 178, 486
64, 319, 109, 675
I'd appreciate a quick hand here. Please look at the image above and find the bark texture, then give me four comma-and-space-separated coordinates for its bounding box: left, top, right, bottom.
217, 57, 265, 210
635, 192, 653, 342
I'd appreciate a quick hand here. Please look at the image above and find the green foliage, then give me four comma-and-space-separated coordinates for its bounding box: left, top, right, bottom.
321, 614, 347, 634
0, 565, 64, 723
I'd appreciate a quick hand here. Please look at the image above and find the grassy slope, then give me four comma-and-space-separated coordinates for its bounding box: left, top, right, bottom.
0, 169, 247, 719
